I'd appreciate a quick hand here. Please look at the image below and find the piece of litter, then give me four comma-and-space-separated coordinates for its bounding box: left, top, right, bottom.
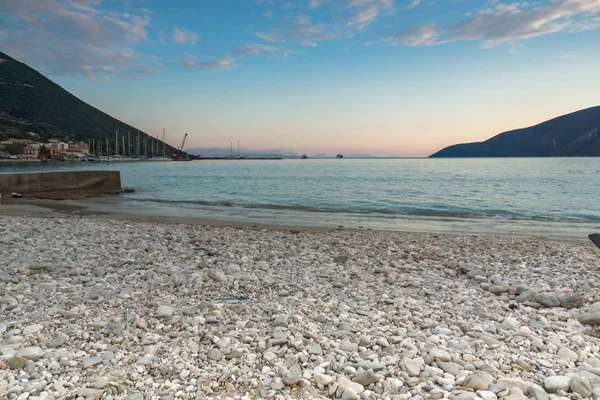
215, 297, 249, 301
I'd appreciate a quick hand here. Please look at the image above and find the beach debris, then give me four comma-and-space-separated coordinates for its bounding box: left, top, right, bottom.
215, 297, 249, 301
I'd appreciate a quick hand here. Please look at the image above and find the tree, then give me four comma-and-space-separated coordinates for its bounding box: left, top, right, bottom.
6, 142, 25, 155
39, 145, 50, 158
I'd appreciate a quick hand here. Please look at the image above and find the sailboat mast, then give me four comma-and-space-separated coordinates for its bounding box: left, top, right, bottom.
128, 132, 131, 157
163, 128, 166, 157
115, 131, 118, 156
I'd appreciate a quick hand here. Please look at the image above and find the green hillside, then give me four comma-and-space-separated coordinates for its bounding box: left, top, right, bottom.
0, 51, 184, 156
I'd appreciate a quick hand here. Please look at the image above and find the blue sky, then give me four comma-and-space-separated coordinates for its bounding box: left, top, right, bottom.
1, 0, 599, 156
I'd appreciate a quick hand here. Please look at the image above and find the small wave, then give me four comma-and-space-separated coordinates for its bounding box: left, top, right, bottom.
126, 197, 600, 223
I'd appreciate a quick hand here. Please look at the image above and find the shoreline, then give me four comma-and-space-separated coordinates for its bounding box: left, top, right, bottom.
0, 196, 595, 242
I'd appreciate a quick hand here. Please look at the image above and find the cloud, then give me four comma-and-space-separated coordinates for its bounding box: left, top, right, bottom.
0, 0, 157, 79
393, 25, 440, 46
181, 55, 237, 71
390, 0, 600, 47
254, 0, 394, 47
234, 43, 293, 58
408, 0, 423, 9
172, 27, 200, 45
345, 0, 394, 29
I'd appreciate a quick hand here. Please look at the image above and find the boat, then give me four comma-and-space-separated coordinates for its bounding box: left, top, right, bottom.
301, 154, 308, 159
336, 154, 343, 159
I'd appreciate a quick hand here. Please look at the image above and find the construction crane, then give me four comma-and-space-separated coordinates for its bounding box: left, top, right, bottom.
172, 133, 189, 161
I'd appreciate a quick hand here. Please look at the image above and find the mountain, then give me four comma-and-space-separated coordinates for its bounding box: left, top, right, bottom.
430, 106, 600, 158
0, 51, 181, 155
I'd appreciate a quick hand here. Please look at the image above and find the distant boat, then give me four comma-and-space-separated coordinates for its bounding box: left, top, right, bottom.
301, 154, 308, 159
336, 154, 343, 159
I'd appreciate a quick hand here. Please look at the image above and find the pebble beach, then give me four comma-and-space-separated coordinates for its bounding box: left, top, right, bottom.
1, 214, 600, 400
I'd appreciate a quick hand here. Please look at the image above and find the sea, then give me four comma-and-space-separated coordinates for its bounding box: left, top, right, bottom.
2, 158, 599, 239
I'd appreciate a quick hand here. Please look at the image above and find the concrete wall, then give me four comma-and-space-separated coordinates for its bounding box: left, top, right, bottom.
0, 171, 122, 199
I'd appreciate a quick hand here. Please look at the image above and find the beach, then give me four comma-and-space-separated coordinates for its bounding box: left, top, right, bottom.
1, 210, 600, 400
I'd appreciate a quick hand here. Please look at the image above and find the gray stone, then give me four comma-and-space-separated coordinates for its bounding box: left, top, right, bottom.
438, 361, 461, 376
22, 324, 44, 335
353, 371, 379, 386
561, 293, 584, 309
489, 285, 511, 295
402, 360, 421, 377
83, 357, 103, 368
570, 376, 593, 398
463, 372, 494, 391
78, 388, 105, 398
282, 373, 301, 386
208, 348, 222, 361
528, 383, 549, 400
46, 333, 68, 348
557, 347, 578, 362
308, 343, 323, 355
534, 293, 561, 307
334, 255, 349, 264
156, 305, 173, 318
207, 269, 227, 283
544, 376, 571, 393
579, 311, 600, 326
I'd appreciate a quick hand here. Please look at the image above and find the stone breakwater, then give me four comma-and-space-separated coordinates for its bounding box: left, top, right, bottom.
1, 215, 600, 400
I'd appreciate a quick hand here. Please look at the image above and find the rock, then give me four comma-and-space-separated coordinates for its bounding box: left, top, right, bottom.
340, 341, 358, 352
156, 305, 173, 318
353, 371, 379, 386
579, 311, 600, 326
438, 361, 461, 376
308, 343, 323, 355
314, 373, 334, 386
544, 376, 571, 393
83, 357, 103, 368
341, 388, 360, 400
561, 293, 584, 309
208, 348, 222, 361
46, 333, 68, 348
477, 391, 498, 400
207, 268, 228, 283
489, 285, 511, 295
402, 360, 421, 377
19, 346, 44, 361
94, 376, 110, 389
282, 373, 301, 386
430, 348, 452, 362
135, 318, 148, 329
570, 376, 593, 398
334, 255, 349, 263
556, 347, 578, 362
125, 395, 144, 400
77, 388, 105, 398
7, 356, 26, 370
463, 372, 494, 391
528, 383, 549, 400
22, 324, 44, 335
534, 292, 561, 307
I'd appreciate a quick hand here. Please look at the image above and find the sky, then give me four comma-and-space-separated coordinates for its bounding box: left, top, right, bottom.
1, 0, 600, 156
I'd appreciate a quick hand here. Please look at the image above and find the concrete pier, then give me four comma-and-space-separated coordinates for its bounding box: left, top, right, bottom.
0, 171, 122, 199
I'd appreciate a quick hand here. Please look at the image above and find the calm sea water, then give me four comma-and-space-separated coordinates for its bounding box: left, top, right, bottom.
2, 158, 599, 237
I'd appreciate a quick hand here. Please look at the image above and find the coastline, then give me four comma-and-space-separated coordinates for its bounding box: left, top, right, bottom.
0, 196, 595, 242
